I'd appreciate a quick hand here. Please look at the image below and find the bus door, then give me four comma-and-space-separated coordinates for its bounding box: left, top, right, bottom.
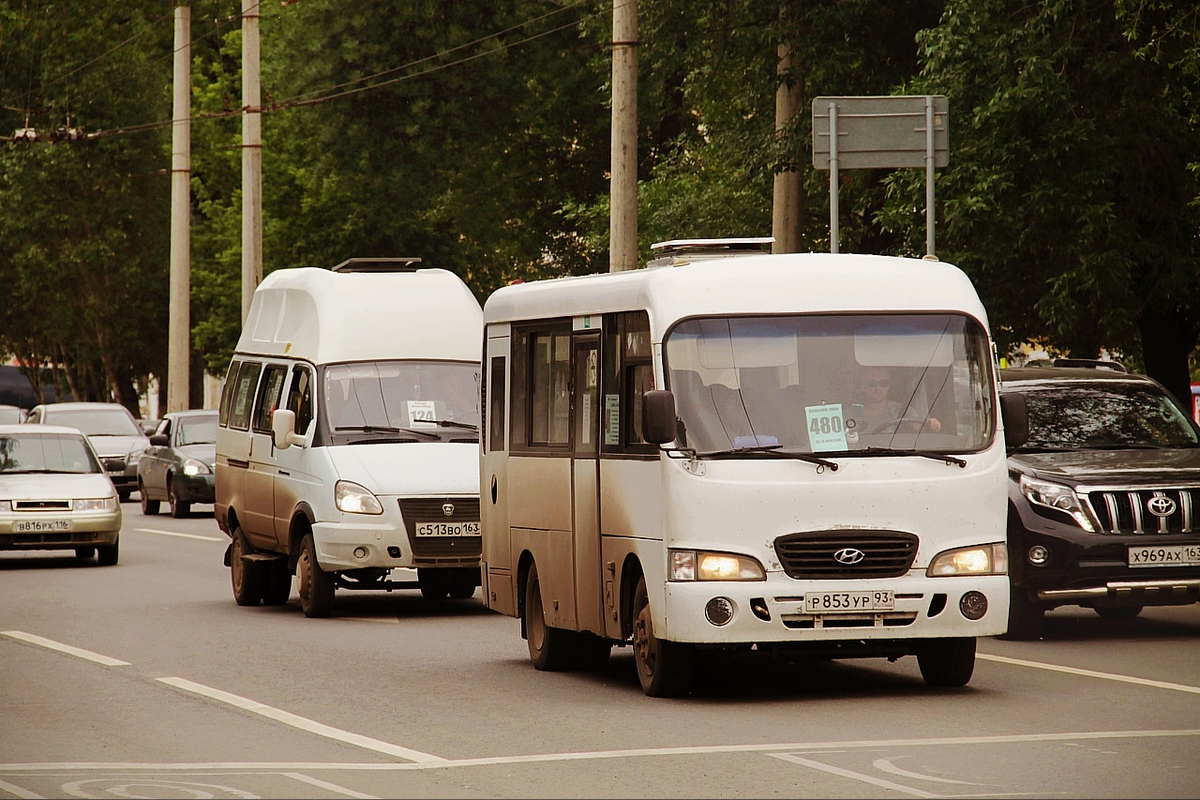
482, 332, 514, 614
572, 332, 604, 634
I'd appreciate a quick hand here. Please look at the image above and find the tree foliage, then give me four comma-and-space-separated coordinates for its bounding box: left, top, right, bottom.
1, 0, 1197, 406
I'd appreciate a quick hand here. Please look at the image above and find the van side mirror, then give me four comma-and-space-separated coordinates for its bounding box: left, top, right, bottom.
642, 390, 678, 445
999, 392, 1028, 449
271, 408, 306, 450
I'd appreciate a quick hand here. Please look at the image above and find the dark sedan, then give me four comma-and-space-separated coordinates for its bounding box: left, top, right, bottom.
137, 409, 217, 518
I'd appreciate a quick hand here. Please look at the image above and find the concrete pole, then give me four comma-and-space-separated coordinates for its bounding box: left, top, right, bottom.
242, 0, 263, 322
168, 6, 191, 413
609, 0, 637, 272
771, 40, 802, 254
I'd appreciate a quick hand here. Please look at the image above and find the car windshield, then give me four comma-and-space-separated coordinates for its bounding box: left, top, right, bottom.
322, 360, 480, 443
176, 417, 218, 445
663, 313, 996, 456
1019, 383, 1200, 448
48, 407, 141, 437
0, 432, 101, 474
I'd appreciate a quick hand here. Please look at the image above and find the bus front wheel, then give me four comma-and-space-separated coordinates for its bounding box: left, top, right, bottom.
525, 561, 576, 671
632, 576, 693, 697
916, 637, 976, 687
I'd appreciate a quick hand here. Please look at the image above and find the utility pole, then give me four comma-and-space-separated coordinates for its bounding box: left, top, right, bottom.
771, 37, 802, 254
242, 0, 263, 322
609, 0, 637, 272
168, 5, 191, 412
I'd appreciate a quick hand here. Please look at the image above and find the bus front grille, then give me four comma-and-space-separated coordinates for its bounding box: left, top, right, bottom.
774, 530, 918, 579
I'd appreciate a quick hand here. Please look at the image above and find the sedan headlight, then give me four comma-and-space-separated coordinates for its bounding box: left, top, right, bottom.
182, 458, 211, 477
927, 543, 1007, 576
334, 480, 383, 515
74, 497, 118, 511
1019, 474, 1095, 531
669, 549, 766, 581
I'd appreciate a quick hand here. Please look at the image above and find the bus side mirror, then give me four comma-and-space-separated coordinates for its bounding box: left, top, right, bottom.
271, 408, 306, 450
642, 389, 678, 445
1000, 392, 1028, 449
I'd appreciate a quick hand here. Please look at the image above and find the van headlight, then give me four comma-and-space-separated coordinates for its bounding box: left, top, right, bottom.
335, 480, 383, 515
669, 549, 765, 581
927, 543, 1007, 576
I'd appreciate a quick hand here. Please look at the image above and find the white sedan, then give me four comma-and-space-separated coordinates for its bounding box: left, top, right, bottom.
0, 423, 123, 565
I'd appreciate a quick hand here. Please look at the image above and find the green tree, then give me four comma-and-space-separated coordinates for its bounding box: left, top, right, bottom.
0, 0, 176, 412
879, 0, 1200, 403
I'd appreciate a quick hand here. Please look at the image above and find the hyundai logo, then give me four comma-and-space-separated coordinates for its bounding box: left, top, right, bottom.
1146, 493, 1176, 518
833, 547, 866, 565
442, 503, 455, 517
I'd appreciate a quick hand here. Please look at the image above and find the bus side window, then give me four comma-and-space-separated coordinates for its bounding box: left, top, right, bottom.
488, 356, 506, 452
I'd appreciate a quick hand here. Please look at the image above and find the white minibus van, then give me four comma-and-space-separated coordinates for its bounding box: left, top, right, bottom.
216, 258, 484, 617
480, 239, 1027, 696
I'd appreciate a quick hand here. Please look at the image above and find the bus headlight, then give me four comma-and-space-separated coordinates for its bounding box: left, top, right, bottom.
334, 480, 383, 515
669, 549, 765, 581
927, 543, 1007, 576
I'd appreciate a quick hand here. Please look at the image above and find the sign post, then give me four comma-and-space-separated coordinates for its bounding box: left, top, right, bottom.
812, 95, 948, 257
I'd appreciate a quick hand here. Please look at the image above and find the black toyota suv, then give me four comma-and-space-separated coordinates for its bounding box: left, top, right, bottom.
1000, 360, 1200, 639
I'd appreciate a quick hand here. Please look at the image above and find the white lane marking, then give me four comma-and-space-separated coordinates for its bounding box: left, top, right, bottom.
871, 757, 984, 785
133, 527, 225, 542
978, 653, 1200, 694
1, 729, 1197, 773
769, 753, 942, 798
0, 778, 44, 799
156, 677, 447, 765
283, 772, 379, 798
336, 617, 399, 624
772, 753, 1049, 798
1, 631, 130, 666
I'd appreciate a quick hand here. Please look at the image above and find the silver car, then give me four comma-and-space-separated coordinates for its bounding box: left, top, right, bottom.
0, 424, 123, 565
24, 402, 151, 503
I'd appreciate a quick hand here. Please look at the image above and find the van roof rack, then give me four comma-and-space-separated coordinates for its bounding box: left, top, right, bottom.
332, 257, 423, 273
647, 237, 773, 268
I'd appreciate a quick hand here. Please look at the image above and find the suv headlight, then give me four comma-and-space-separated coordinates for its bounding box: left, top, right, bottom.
335, 480, 383, 515
1019, 474, 1095, 531
927, 543, 1007, 576
669, 549, 766, 581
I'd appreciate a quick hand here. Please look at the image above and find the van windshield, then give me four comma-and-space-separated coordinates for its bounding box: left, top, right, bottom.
663, 313, 995, 457
322, 360, 480, 444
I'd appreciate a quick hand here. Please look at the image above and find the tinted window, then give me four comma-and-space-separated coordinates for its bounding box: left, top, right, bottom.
1021, 383, 1200, 448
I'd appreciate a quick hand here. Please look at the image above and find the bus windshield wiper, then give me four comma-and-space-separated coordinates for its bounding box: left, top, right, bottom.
849, 445, 966, 467
698, 444, 839, 471
431, 419, 479, 432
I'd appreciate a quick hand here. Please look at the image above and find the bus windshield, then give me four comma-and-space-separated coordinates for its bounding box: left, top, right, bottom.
664, 313, 995, 456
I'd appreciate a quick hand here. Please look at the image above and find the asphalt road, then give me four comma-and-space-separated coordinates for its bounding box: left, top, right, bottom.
2, 500, 1198, 799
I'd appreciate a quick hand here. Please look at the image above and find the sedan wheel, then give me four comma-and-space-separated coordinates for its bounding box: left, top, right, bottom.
168, 479, 190, 518
139, 480, 160, 515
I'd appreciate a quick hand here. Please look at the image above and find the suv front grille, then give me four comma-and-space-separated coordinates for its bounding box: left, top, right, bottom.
1084, 487, 1200, 534
774, 530, 918, 579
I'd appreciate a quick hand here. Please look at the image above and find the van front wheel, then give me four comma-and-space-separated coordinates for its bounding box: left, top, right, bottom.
297, 533, 334, 618
916, 637, 976, 687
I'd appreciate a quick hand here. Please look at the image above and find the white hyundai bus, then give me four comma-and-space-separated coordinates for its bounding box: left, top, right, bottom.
480, 239, 1026, 696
